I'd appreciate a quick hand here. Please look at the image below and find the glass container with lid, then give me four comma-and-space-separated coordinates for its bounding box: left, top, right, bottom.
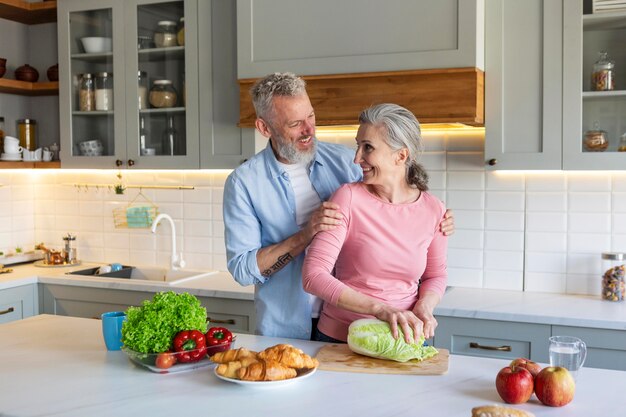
138, 71, 148, 110
583, 121, 608, 152
149, 80, 177, 108
601, 252, 625, 302
591, 51, 615, 91
17, 119, 37, 151
177, 17, 185, 46
95, 72, 113, 111
79, 73, 95, 111
154, 20, 177, 48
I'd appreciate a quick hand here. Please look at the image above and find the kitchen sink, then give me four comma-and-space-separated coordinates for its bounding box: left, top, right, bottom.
67, 265, 217, 285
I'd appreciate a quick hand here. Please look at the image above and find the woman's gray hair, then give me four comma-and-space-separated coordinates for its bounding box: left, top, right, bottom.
358, 103, 429, 191
250, 72, 307, 121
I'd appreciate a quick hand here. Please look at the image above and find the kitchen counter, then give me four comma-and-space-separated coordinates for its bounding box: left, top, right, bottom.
1, 314, 624, 417
2, 263, 626, 331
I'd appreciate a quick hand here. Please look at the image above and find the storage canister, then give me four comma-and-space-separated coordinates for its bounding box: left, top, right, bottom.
154, 21, 177, 48
601, 252, 625, 302
591, 51, 615, 91
149, 79, 177, 108
17, 119, 37, 151
79, 73, 95, 111
95, 72, 113, 111
138, 71, 148, 110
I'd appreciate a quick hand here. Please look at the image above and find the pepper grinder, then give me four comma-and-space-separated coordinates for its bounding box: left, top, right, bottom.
63, 233, 77, 263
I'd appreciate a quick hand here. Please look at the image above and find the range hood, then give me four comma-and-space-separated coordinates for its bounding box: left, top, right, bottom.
238, 68, 484, 128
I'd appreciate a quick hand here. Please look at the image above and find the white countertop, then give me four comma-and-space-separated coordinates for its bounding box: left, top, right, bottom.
1, 314, 624, 417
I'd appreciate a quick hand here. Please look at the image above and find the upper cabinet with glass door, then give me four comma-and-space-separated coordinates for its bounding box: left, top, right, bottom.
58, 0, 199, 169
563, 1, 626, 169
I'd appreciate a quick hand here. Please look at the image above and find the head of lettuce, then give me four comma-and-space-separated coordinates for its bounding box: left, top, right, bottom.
347, 318, 438, 363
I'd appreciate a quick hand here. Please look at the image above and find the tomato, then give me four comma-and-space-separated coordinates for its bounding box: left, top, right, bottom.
155, 352, 177, 369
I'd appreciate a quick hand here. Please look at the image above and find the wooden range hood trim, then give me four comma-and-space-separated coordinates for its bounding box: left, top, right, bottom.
238, 68, 484, 128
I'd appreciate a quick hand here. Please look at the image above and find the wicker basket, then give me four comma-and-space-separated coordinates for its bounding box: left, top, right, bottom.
113, 190, 159, 229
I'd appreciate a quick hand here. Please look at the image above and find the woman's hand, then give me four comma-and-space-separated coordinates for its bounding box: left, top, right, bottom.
373, 305, 423, 344
412, 292, 441, 339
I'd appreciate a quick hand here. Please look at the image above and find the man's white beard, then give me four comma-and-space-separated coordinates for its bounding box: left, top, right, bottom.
275, 137, 317, 165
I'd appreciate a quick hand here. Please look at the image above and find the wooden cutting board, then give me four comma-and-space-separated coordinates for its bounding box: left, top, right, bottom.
315, 344, 449, 375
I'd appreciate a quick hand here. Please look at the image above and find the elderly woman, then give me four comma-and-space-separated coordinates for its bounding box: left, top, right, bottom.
302, 103, 447, 344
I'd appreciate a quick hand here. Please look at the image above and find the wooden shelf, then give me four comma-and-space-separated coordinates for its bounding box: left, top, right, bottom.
0, 0, 57, 25
0, 161, 60, 169
0, 78, 58, 96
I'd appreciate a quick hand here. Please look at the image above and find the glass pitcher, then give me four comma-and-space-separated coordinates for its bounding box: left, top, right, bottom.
549, 336, 587, 380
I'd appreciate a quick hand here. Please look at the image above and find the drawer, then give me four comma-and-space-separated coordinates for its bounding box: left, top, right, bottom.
552, 325, 626, 371
0, 300, 24, 324
435, 316, 551, 362
206, 311, 250, 333
0, 285, 36, 324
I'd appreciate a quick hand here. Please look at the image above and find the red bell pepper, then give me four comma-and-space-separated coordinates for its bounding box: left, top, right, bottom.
206, 327, 233, 346
172, 330, 207, 363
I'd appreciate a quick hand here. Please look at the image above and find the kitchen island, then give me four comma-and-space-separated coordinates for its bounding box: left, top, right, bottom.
1, 315, 624, 417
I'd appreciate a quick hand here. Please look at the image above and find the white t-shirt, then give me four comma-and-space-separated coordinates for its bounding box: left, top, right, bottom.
279, 161, 324, 318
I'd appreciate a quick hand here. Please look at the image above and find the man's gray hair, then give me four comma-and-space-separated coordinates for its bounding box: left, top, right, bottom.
358, 103, 429, 191
250, 72, 307, 120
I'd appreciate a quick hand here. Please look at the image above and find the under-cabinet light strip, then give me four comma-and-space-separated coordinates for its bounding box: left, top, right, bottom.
65, 183, 195, 190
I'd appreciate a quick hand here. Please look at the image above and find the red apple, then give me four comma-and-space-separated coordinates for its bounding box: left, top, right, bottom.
534, 366, 575, 407
510, 357, 543, 378
495, 366, 534, 404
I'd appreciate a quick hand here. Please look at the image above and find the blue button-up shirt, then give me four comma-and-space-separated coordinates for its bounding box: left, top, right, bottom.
223, 140, 362, 339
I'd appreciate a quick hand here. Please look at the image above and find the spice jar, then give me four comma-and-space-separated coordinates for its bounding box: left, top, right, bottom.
177, 17, 185, 46
583, 122, 608, 152
17, 119, 37, 151
149, 80, 177, 108
154, 21, 177, 48
591, 51, 615, 91
138, 71, 148, 110
79, 73, 95, 111
601, 252, 625, 302
95, 72, 113, 111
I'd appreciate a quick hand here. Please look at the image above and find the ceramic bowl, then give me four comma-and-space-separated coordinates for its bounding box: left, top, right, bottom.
15, 64, 39, 82
79, 140, 104, 156
47, 64, 58, 81
80, 37, 112, 54
0, 57, 6, 78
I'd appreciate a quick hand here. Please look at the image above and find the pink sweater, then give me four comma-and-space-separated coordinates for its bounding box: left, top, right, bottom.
302, 182, 448, 341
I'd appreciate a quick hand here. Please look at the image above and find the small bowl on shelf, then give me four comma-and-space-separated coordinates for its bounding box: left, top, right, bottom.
79, 139, 104, 156
15, 64, 39, 82
80, 37, 112, 54
47, 64, 58, 82
0, 58, 6, 78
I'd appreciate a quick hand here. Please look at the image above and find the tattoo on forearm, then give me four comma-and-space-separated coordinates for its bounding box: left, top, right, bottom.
261, 253, 294, 277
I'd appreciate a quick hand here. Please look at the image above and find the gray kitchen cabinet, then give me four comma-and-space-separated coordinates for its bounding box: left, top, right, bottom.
562, 2, 626, 169
484, 0, 563, 170
552, 325, 626, 371
236, 0, 484, 79
434, 316, 551, 362
198, 0, 255, 168
0, 284, 37, 324
38, 283, 256, 334
58, 0, 201, 169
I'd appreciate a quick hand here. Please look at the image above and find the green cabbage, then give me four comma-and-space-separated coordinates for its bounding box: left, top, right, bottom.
347, 318, 438, 363
121, 291, 207, 353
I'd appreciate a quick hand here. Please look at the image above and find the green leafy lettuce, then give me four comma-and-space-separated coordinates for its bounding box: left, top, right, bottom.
121, 291, 207, 353
347, 318, 438, 363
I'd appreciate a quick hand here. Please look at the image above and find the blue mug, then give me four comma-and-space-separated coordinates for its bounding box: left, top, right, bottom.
110, 263, 123, 272
101, 311, 127, 351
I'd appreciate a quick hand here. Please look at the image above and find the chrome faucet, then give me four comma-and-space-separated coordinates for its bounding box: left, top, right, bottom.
150, 213, 185, 271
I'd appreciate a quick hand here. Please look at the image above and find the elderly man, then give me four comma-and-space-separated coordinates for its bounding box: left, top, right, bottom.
224, 72, 454, 340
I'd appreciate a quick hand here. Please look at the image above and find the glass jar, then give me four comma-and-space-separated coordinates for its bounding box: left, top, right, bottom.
177, 17, 185, 46
138, 71, 148, 110
162, 115, 177, 155
154, 20, 177, 48
149, 80, 177, 108
95, 72, 113, 111
583, 122, 608, 152
137, 35, 154, 50
601, 252, 625, 302
17, 119, 37, 151
591, 51, 615, 91
619, 133, 626, 152
79, 73, 95, 111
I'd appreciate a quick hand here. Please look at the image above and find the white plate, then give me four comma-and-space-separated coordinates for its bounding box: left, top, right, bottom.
0, 155, 22, 161
214, 366, 317, 388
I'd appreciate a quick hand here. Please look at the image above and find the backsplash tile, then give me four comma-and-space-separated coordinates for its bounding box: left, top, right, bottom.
0, 130, 619, 297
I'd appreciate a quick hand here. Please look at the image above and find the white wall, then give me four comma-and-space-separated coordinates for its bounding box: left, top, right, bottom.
0, 128, 619, 296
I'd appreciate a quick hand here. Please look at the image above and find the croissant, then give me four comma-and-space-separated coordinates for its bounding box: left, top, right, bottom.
216, 356, 258, 379
210, 347, 258, 364
237, 359, 297, 381
259, 345, 319, 369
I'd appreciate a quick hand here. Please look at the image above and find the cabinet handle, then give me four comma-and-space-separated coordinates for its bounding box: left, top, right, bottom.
469, 342, 511, 352
488, 158, 498, 166
0, 307, 15, 315
127, 159, 135, 167
115, 159, 123, 167
207, 317, 236, 325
